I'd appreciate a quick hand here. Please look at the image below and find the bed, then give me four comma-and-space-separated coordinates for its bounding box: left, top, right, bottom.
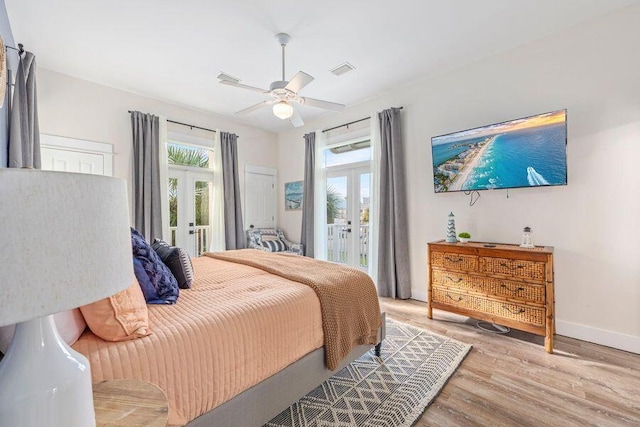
73, 250, 384, 426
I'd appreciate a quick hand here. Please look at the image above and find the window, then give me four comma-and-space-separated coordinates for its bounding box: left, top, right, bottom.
323, 139, 371, 168
167, 142, 213, 169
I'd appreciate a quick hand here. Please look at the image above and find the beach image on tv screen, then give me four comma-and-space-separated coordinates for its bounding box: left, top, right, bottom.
432, 110, 567, 193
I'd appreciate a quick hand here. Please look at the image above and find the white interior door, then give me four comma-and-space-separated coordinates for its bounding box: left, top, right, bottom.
325, 166, 370, 271
245, 170, 276, 229
168, 169, 214, 257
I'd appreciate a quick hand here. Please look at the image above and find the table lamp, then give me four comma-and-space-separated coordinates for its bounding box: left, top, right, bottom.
0, 169, 133, 426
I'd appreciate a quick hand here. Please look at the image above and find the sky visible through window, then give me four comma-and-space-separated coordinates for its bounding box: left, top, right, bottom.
329, 177, 370, 201
324, 145, 371, 168
324, 145, 371, 203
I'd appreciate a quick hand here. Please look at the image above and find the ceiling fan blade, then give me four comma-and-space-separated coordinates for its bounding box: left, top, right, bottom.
290, 109, 304, 128
302, 97, 345, 112
236, 101, 270, 115
220, 80, 269, 94
285, 71, 314, 93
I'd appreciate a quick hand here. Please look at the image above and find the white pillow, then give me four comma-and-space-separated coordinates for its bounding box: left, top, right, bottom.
0, 309, 87, 354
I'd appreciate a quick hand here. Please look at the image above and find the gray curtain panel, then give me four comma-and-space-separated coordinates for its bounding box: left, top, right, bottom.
131, 111, 163, 242
8, 51, 40, 169
300, 132, 315, 257
377, 107, 411, 299
221, 132, 245, 250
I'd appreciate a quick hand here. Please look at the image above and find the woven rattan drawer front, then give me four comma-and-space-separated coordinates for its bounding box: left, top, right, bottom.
431, 270, 545, 304
480, 257, 545, 282
431, 251, 478, 272
432, 287, 545, 326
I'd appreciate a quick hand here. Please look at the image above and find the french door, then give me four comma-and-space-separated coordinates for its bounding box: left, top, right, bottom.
325, 165, 371, 271
168, 169, 214, 257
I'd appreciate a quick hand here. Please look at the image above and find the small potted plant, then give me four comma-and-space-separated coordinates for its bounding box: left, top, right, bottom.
458, 232, 471, 243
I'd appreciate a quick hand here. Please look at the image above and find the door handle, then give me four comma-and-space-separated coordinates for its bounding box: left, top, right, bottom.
189, 230, 195, 235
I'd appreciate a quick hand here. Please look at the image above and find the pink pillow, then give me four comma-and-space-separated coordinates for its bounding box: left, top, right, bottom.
80, 279, 152, 342
0, 309, 87, 354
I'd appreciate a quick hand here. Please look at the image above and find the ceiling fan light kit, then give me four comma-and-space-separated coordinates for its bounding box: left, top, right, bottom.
218, 32, 346, 127
273, 100, 294, 120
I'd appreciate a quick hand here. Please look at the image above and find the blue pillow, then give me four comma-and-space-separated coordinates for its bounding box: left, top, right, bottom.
133, 257, 166, 304
130, 228, 179, 304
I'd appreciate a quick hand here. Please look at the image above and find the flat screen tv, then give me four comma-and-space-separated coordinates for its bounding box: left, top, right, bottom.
432, 109, 567, 193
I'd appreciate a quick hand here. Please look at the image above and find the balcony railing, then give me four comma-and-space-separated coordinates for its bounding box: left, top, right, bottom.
169, 225, 212, 257
326, 224, 369, 268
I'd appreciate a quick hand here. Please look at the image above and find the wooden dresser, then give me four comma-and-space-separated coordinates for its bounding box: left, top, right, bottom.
427, 240, 555, 353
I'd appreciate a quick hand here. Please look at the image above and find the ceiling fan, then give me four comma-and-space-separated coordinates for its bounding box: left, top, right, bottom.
217, 33, 345, 127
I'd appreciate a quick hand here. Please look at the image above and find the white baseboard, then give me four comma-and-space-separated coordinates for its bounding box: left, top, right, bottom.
407, 290, 639, 354
406, 291, 639, 354
556, 320, 640, 354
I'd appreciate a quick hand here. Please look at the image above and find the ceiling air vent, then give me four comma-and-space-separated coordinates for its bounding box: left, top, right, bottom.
330, 62, 355, 77
216, 72, 240, 83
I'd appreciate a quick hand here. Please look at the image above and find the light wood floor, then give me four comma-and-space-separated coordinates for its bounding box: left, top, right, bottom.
379, 298, 640, 427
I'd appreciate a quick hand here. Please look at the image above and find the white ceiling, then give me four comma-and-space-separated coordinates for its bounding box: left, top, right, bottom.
5, 0, 639, 132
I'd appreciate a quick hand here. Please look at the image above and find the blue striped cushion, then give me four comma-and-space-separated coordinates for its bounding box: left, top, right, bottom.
261, 239, 287, 252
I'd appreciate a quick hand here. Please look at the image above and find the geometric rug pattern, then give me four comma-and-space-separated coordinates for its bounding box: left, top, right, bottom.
265, 318, 472, 427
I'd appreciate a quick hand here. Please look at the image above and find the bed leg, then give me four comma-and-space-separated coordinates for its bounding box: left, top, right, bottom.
374, 342, 381, 357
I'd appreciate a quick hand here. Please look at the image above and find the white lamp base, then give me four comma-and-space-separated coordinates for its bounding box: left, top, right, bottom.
0, 315, 96, 427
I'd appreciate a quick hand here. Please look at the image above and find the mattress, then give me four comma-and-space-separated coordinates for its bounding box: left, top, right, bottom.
73, 256, 324, 426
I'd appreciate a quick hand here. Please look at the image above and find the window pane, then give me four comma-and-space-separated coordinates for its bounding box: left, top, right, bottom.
194, 180, 213, 256
194, 180, 212, 226
326, 175, 348, 263
168, 177, 178, 245
324, 141, 371, 168
359, 173, 371, 268
167, 143, 213, 169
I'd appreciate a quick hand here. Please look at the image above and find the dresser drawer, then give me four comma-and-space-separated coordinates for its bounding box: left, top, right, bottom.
431, 270, 545, 304
480, 257, 545, 282
432, 287, 545, 326
431, 251, 478, 272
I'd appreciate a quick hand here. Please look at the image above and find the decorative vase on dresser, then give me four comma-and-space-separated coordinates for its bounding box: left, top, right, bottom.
427, 240, 555, 353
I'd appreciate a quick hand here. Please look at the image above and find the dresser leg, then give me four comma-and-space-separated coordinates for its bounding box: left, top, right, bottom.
545, 330, 554, 354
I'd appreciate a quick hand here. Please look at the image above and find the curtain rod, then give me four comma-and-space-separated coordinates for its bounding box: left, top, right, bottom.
321, 106, 403, 133
128, 110, 216, 133
5, 43, 25, 54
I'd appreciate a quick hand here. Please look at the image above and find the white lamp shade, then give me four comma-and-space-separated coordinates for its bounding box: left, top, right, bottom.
0, 169, 133, 326
273, 100, 294, 119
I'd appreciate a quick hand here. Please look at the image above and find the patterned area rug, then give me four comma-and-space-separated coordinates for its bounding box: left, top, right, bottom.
266, 318, 472, 427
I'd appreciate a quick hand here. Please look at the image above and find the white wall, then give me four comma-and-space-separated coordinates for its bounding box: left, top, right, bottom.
277, 5, 640, 352
37, 68, 278, 220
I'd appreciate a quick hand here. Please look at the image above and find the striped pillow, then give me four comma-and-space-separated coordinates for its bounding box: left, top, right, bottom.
152, 239, 194, 289
261, 239, 287, 252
